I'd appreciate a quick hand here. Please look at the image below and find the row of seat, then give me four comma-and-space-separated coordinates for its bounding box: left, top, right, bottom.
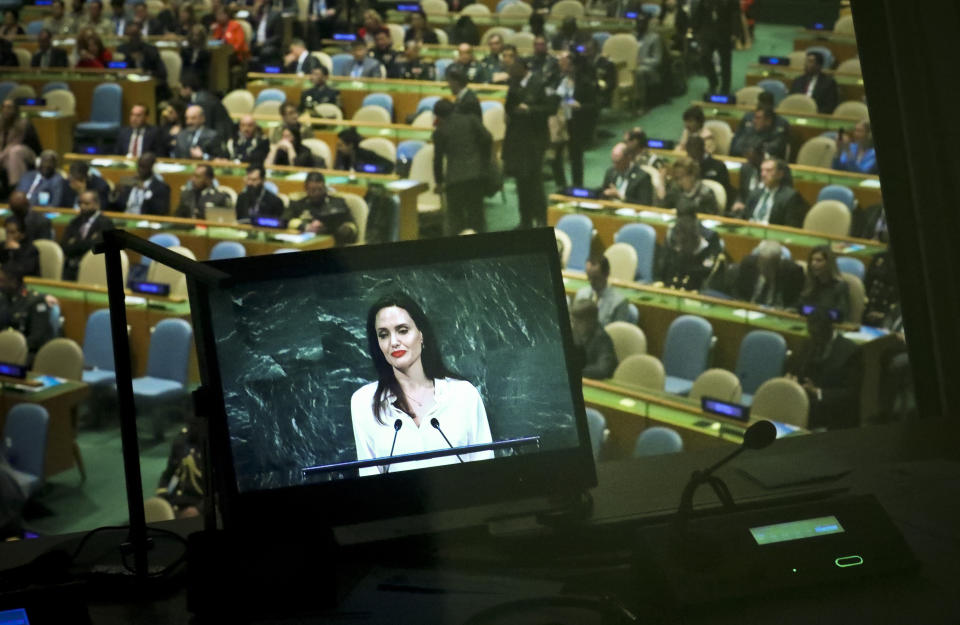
585, 408, 685, 461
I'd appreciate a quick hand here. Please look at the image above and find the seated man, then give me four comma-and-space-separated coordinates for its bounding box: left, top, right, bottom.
15, 150, 65, 208
114, 103, 161, 158
333, 128, 394, 173
269, 103, 310, 145
132, 0, 166, 36
659, 156, 720, 216
283, 171, 356, 245
368, 28, 400, 78
229, 115, 270, 165
175, 164, 232, 219
344, 39, 383, 78
60, 191, 115, 281
481, 33, 506, 83
283, 38, 321, 74
61, 160, 111, 209
601, 142, 653, 205
173, 105, 225, 160
786, 306, 862, 430
236, 164, 283, 221
789, 51, 839, 114
729, 105, 788, 159
730, 157, 807, 227
396, 41, 435, 81
657, 213, 724, 291
573, 255, 632, 326
31, 29, 69, 67
724, 240, 804, 308
110, 152, 171, 215
0, 267, 55, 364
0, 217, 40, 281
453, 43, 489, 84
569, 298, 618, 380
299, 65, 341, 113
117, 22, 168, 100
179, 75, 234, 141
731, 91, 790, 148
7, 192, 52, 242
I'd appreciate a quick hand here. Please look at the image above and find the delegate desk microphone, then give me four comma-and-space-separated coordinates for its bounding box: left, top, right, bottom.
384, 419, 403, 474
430, 418, 464, 463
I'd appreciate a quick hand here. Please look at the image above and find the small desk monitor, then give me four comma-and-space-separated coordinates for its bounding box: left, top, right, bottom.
190, 229, 595, 531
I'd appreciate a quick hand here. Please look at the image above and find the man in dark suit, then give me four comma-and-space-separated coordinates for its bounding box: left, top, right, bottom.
173, 105, 225, 159
396, 41, 435, 81
369, 28, 401, 78
343, 40, 383, 78
250, 1, 283, 64
110, 152, 171, 215
132, 1, 166, 36
236, 165, 284, 221
729, 105, 788, 159
432, 99, 492, 234
446, 65, 482, 119
7, 192, 53, 243
179, 75, 234, 141
283, 39, 321, 74
299, 65, 341, 113
117, 22, 167, 83
175, 164, 232, 219
30, 29, 69, 68
526, 36, 560, 85
503, 57, 553, 228
114, 103, 161, 157
229, 115, 270, 165
0, 218, 40, 282
332, 128, 394, 173
282, 172, 356, 245
731, 158, 808, 227
691, 0, 741, 94
725, 240, 804, 309
306, 0, 344, 48
61, 161, 111, 209
452, 43, 489, 84
789, 51, 840, 114
60, 191, 115, 281
786, 307, 862, 430
601, 142, 653, 205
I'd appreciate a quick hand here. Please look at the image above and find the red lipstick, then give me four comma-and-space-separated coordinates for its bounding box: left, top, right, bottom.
391, 350, 407, 358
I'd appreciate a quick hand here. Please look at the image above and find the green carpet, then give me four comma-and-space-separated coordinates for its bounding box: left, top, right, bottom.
27, 24, 800, 538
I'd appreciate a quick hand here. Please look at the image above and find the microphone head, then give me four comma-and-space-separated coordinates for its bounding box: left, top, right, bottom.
393, 418, 402, 431
430, 417, 440, 429
743, 420, 777, 450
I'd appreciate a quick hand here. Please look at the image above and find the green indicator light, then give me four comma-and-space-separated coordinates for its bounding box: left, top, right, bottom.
792, 568, 797, 573
835, 555, 864, 568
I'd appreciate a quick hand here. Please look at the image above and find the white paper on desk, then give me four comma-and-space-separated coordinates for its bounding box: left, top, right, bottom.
702, 219, 721, 229
154, 162, 188, 174
732, 308, 766, 320
859, 179, 881, 188
337, 567, 563, 625
273, 232, 316, 243
283, 171, 309, 182
577, 202, 603, 211
843, 327, 888, 342
91, 158, 119, 167
124, 296, 147, 306
615, 207, 637, 217
639, 210, 672, 222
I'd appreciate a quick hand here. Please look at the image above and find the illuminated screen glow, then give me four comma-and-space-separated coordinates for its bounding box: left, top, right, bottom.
750, 516, 845, 545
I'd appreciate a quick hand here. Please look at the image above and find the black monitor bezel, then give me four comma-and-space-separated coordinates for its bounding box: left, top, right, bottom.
189, 229, 597, 531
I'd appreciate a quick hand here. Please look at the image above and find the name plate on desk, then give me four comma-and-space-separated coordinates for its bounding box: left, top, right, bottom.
635, 494, 918, 607
131, 281, 171, 296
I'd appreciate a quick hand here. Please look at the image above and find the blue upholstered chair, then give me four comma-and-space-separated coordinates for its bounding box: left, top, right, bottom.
805, 45, 835, 69
837, 257, 865, 281
254, 88, 286, 107
585, 408, 606, 461
434, 58, 454, 81
362, 92, 393, 119
817, 185, 856, 212
662, 315, 714, 395
132, 319, 193, 440
757, 79, 788, 106
480, 100, 503, 113
415, 96, 441, 117
74, 83, 124, 145
633, 426, 683, 457
735, 330, 788, 405
555, 214, 594, 271
41, 81, 70, 94
3, 404, 51, 497
615, 223, 657, 282
209, 241, 246, 260
331, 53, 352, 76
592, 31, 612, 49
0, 82, 16, 102
82, 309, 117, 386
25, 20, 45, 35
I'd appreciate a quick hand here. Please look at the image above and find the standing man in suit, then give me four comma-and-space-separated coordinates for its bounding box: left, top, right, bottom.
790, 52, 839, 114
691, 0, 741, 95
299, 65, 341, 113
344, 40, 383, 78
446, 65, 482, 119
730, 158, 808, 227
175, 164, 232, 219
110, 152, 171, 215
114, 103, 161, 158
503, 57, 553, 228
30, 29, 69, 67
7, 192, 53, 243
60, 191, 115, 281
250, 0, 282, 64
179, 75, 234, 141
229, 115, 270, 165
600, 142, 653, 205
432, 99, 492, 234
173, 105, 225, 159
236, 165, 284, 221
306, 0, 343, 49
283, 39, 321, 74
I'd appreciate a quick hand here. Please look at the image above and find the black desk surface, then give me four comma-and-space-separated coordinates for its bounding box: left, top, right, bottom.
2, 419, 959, 624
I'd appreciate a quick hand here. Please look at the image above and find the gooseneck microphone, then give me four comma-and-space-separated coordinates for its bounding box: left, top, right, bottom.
384, 419, 403, 474
430, 418, 464, 463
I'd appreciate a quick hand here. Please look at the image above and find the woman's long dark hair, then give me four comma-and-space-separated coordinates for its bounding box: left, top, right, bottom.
801, 244, 842, 297
365, 292, 461, 424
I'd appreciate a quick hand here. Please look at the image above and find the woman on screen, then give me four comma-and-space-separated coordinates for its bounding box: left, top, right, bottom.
351, 293, 494, 476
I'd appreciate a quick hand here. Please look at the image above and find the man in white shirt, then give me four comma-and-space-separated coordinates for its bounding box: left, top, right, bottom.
573, 256, 633, 326
283, 38, 320, 74
789, 51, 839, 114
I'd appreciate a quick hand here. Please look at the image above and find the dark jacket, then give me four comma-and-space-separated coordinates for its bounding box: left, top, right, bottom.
798, 278, 850, 322
727, 255, 804, 308
283, 195, 354, 233
13, 211, 53, 243
433, 113, 493, 186
173, 126, 225, 160
743, 184, 808, 228
110, 176, 172, 216
602, 163, 653, 206
789, 73, 840, 114
0, 288, 54, 360
116, 42, 167, 82
565, 69, 600, 147
236, 186, 284, 221
662, 180, 720, 215
60, 212, 115, 281
730, 122, 789, 159
180, 47, 212, 85
786, 335, 862, 430
299, 85, 341, 113
453, 88, 483, 119
503, 73, 553, 178
60, 174, 111, 210
659, 226, 724, 290
690, 0, 742, 43
113, 125, 162, 157
0, 241, 40, 281
175, 185, 233, 219
189, 89, 234, 140
284, 52, 322, 75
576, 325, 618, 380
30, 47, 69, 68
397, 59, 436, 82
228, 133, 270, 165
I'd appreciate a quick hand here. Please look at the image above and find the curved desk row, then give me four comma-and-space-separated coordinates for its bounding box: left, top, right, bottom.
745, 64, 865, 104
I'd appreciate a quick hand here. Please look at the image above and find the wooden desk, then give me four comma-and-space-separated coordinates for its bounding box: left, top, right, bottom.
745, 65, 865, 104
62, 154, 427, 241
0, 67, 156, 125
693, 100, 864, 162
23, 109, 75, 155
247, 73, 508, 124
794, 30, 860, 65
648, 148, 883, 208
0, 377, 89, 478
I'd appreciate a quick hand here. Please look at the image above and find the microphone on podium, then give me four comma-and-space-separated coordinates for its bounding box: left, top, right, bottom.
430, 418, 464, 463
384, 419, 403, 474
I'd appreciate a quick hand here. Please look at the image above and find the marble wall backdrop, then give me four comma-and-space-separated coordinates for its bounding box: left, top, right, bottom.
208, 254, 580, 492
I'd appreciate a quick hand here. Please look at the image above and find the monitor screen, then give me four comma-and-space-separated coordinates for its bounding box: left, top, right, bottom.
191, 230, 594, 529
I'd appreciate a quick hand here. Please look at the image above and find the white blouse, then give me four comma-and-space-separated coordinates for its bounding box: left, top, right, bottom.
350, 377, 494, 477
